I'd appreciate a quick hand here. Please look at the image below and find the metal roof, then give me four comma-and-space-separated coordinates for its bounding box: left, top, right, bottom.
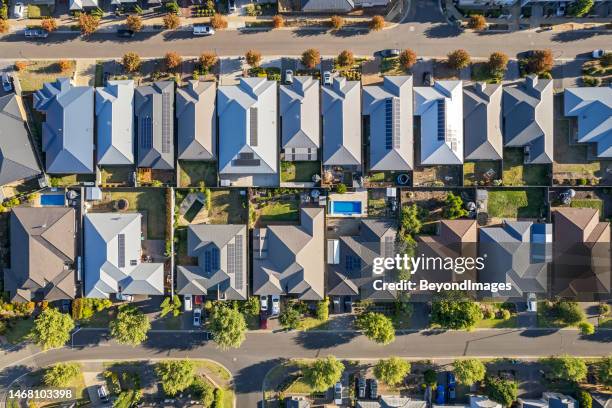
176, 80, 216, 161
301, 0, 354, 11
279, 77, 320, 152
463, 82, 503, 161
564, 87, 612, 158
95, 80, 135, 165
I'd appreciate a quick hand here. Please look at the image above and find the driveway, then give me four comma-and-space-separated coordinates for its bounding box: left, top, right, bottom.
82, 363, 111, 407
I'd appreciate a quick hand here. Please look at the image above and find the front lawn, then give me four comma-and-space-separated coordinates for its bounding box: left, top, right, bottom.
281, 161, 320, 183
26, 4, 52, 18
503, 148, 550, 186
179, 161, 217, 187
17, 60, 77, 93
487, 189, 546, 219
475, 316, 518, 328
380, 57, 405, 76
108, 190, 166, 239
258, 201, 299, 223
4, 318, 34, 344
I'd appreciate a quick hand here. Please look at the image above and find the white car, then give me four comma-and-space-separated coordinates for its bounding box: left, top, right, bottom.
271, 295, 280, 316
285, 69, 294, 84
592, 49, 605, 59
193, 308, 202, 326
260, 295, 268, 312
184, 294, 193, 312
12, 2, 25, 19
193, 25, 215, 36
323, 71, 332, 86
334, 382, 343, 405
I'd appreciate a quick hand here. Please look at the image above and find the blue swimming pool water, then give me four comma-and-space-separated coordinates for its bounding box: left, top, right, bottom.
40, 194, 65, 206
331, 201, 362, 215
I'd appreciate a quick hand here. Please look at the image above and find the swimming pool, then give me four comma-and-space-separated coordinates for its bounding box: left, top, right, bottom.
40, 194, 65, 206
330, 201, 362, 215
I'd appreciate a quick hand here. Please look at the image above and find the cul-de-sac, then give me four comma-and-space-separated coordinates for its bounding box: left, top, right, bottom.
0, 0, 610, 406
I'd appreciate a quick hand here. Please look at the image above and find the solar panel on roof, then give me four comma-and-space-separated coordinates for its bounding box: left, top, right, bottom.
204, 251, 211, 273
249, 107, 258, 146
211, 247, 220, 270
140, 117, 152, 148
234, 235, 243, 290
161, 93, 172, 154
384, 97, 402, 151
118, 234, 125, 268
227, 243, 235, 275
437, 100, 446, 141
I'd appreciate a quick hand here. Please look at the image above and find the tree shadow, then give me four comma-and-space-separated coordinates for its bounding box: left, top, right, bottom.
330, 28, 370, 37
550, 30, 599, 43
293, 330, 357, 350
141, 331, 209, 351
584, 330, 612, 343
292, 27, 328, 37
234, 358, 285, 394
423, 24, 462, 38
519, 328, 560, 337
0, 364, 31, 393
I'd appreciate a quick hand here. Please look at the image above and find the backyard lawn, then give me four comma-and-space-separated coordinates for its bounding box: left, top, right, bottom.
179, 161, 217, 187
281, 161, 320, 183
17, 60, 76, 93
258, 201, 299, 223
108, 190, 166, 239
463, 161, 501, 186
487, 189, 546, 219
100, 166, 134, 187
49, 173, 96, 187
570, 199, 604, 216
209, 190, 248, 224
503, 148, 550, 186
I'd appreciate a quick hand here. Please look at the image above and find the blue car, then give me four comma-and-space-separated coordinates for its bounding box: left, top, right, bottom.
436, 384, 445, 405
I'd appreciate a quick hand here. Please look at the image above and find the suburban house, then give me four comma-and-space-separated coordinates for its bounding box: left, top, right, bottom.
176, 80, 217, 161
327, 219, 397, 303
519, 393, 577, 408
176, 224, 248, 301
279, 76, 320, 162
285, 396, 312, 408
362, 76, 414, 172
4, 207, 76, 302
551, 207, 610, 300
358, 397, 427, 408
0, 93, 41, 189
479, 221, 552, 299
321, 77, 362, 179
95, 80, 135, 166
502, 75, 553, 164
83, 213, 164, 299
435, 395, 502, 408
217, 77, 278, 187
463, 82, 503, 161
299, 0, 390, 12
414, 80, 464, 165
563, 87, 612, 159
33, 78, 94, 174
252, 207, 325, 301
134, 81, 175, 170
69, 0, 99, 11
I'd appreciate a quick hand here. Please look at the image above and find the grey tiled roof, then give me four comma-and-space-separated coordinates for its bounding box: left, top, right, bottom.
301, 0, 354, 12
176, 80, 216, 161
463, 82, 503, 161
95, 80, 135, 165
280, 77, 320, 154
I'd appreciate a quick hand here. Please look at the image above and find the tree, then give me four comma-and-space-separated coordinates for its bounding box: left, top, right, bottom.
303, 356, 344, 392
199, 52, 218, 72
576, 390, 592, 408
336, 183, 347, 194
399, 204, 422, 243
41, 18, 58, 32
374, 357, 410, 386
165, 52, 183, 71
245, 50, 262, 67
355, 312, 395, 345
555, 300, 585, 325
601, 53, 612, 67
14, 61, 27, 71
597, 356, 612, 388
160, 296, 182, 318
468, 14, 486, 30
162, 13, 180, 30
242, 296, 260, 316
316, 298, 329, 321
78, 13, 100, 35
447, 49, 471, 70
110, 305, 150, 346
527, 49, 553, 74
443, 192, 468, 220
209, 305, 247, 349
430, 292, 482, 330
370, 15, 385, 31
568, 0, 593, 17
485, 376, 518, 406
337, 50, 355, 68
272, 14, 284, 29
542, 355, 587, 383
301, 48, 321, 69
330, 15, 344, 30
126, 15, 143, 32
279, 306, 301, 330
29, 308, 75, 350
399, 49, 417, 70
122, 52, 141, 73
424, 369, 437, 386
453, 359, 486, 386
43, 363, 81, 387
58, 60, 72, 73
190, 376, 215, 407
0, 19, 9, 34
156, 360, 195, 396
579, 321, 595, 335
210, 13, 228, 30
488, 52, 509, 75
598, 303, 611, 316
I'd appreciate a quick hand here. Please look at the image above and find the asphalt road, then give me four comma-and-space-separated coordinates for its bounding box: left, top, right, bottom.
1, 329, 610, 407
1, 0, 610, 60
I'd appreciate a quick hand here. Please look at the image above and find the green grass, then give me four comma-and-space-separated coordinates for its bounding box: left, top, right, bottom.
4, 318, 34, 344
463, 161, 501, 186
50, 173, 96, 187
208, 190, 248, 224
476, 316, 518, 328
179, 161, 217, 187
100, 166, 133, 186
487, 189, 545, 219
471, 62, 503, 83
108, 190, 166, 239
258, 201, 299, 222
503, 148, 550, 186
281, 161, 320, 183
284, 377, 314, 394
196, 360, 232, 382
380, 57, 405, 76
17, 60, 76, 93
26, 4, 52, 18
94, 61, 104, 87
79, 309, 114, 328
297, 317, 329, 331
570, 199, 604, 216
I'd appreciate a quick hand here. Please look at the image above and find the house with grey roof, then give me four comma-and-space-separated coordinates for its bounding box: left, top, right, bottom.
217, 77, 278, 187
300, 0, 354, 12
463, 82, 503, 161
564, 87, 612, 159
321, 77, 362, 171
84, 213, 164, 299
362, 76, 413, 171
519, 393, 577, 408
95, 80, 135, 166
176, 81, 216, 161
69, 0, 98, 10
358, 397, 426, 408
252, 207, 325, 300
280, 77, 320, 162
502, 75, 553, 164
327, 218, 397, 301
479, 221, 552, 299
134, 81, 175, 170
4, 207, 76, 302
0, 93, 41, 187
33, 78, 94, 174
176, 224, 247, 301
414, 80, 463, 165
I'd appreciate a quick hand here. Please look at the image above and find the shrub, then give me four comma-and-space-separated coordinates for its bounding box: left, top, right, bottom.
337, 50, 354, 67
41, 18, 58, 32
500, 309, 511, 320
602, 53, 612, 67
468, 14, 486, 30
44, 363, 81, 387
272, 14, 284, 29
58, 60, 72, 73
330, 15, 344, 29
336, 183, 347, 194
245, 49, 262, 67
399, 49, 417, 69
578, 178, 588, 185
424, 369, 437, 386
370, 15, 384, 31
214, 388, 224, 408
78, 13, 100, 35
488, 51, 509, 74
598, 303, 610, 316
199, 52, 218, 72
582, 76, 601, 87
527, 49, 553, 74
165, 1, 179, 13
301, 48, 321, 69
447, 49, 471, 70
245, 4, 261, 16
485, 376, 518, 406
14, 61, 27, 71
210, 13, 227, 30
163, 13, 180, 29
122, 52, 141, 73
165, 52, 182, 71
316, 298, 329, 321
579, 321, 595, 336
576, 390, 592, 408
126, 14, 143, 32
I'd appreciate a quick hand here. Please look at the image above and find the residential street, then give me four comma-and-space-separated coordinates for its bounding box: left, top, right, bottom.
1, 329, 610, 407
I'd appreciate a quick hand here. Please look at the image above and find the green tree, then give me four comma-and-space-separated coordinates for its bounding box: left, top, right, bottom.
542, 355, 587, 383
374, 357, 410, 386
279, 306, 301, 330
555, 301, 585, 325
29, 308, 75, 350
576, 390, 592, 408
190, 376, 215, 407
485, 376, 518, 406
355, 312, 395, 345
110, 305, 150, 346
43, 363, 81, 387
156, 360, 195, 396
209, 305, 247, 349
399, 204, 422, 243
568, 0, 593, 16
160, 296, 182, 318
579, 321, 595, 335
453, 359, 486, 386
424, 369, 437, 386
214, 388, 224, 407
316, 298, 330, 321
444, 192, 468, 219
431, 292, 482, 330
242, 296, 260, 316
336, 183, 348, 194
303, 356, 344, 392
597, 356, 612, 388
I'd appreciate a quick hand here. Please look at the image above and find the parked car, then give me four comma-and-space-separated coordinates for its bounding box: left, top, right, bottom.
436, 384, 445, 405
527, 293, 537, 312
97, 385, 110, 403
334, 382, 343, 404
193, 25, 215, 36
323, 71, 332, 86
24, 28, 49, 38
193, 308, 202, 326
2, 74, 12, 93
357, 377, 367, 399
592, 49, 605, 59
369, 379, 378, 400
12, 2, 25, 19
423, 72, 433, 86
228, 0, 236, 13
379, 49, 400, 58
271, 295, 280, 316
184, 294, 193, 312
260, 295, 268, 312
117, 29, 135, 38
447, 372, 456, 401
285, 69, 294, 84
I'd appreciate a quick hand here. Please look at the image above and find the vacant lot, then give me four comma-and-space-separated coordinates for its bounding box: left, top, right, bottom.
487, 189, 546, 220
503, 148, 550, 186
